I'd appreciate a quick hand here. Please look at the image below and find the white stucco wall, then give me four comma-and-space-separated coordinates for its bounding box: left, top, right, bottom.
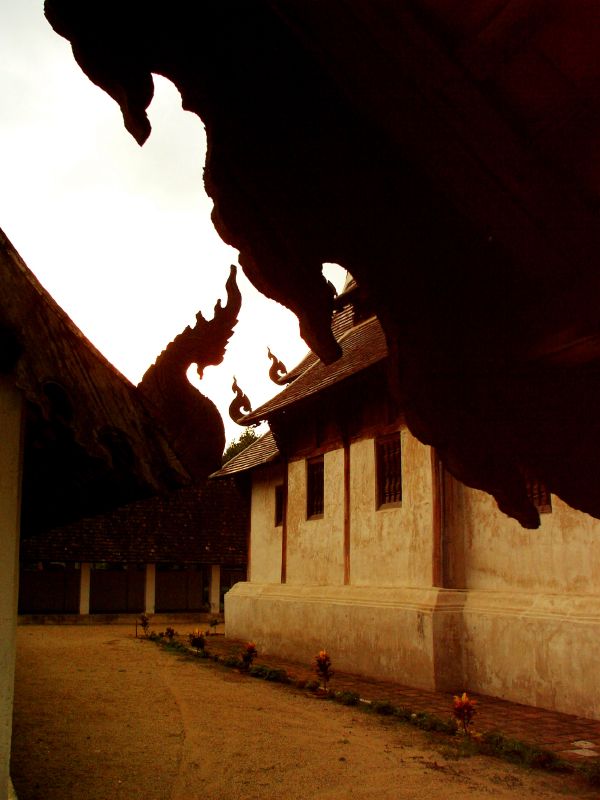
286, 450, 345, 586
350, 431, 433, 587
460, 485, 600, 594
227, 422, 600, 719
249, 465, 283, 584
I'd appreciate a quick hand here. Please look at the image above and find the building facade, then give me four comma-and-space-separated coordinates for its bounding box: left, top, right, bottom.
221, 286, 600, 721
19, 480, 248, 617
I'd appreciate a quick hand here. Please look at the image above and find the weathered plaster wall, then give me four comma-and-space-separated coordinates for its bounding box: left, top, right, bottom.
286, 450, 345, 586
350, 431, 433, 587
226, 583, 454, 688
460, 591, 600, 718
458, 485, 600, 593
230, 427, 600, 720
0, 378, 23, 798
249, 465, 283, 584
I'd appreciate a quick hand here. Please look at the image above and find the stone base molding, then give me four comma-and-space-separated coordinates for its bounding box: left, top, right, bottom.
226, 583, 600, 720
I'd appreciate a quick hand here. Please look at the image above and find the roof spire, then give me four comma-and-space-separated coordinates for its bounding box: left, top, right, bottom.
267, 347, 290, 385
228, 376, 255, 426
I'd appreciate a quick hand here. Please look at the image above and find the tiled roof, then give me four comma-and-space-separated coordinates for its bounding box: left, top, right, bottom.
244, 315, 387, 423
211, 430, 280, 477
20, 478, 248, 566
271, 302, 356, 386
0, 228, 189, 492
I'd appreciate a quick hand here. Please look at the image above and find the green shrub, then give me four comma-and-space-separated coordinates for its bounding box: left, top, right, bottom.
371, 700, 396, 716
580, 760, 600, 786
265, 668, 289, 683
412, 711, 457, 734
479, 732, 564, 771
249, 665, 268, 679
334, 691, 360, 706
394, 706, 413, 721
223, 655, 242, 668
305, 680, 320, 692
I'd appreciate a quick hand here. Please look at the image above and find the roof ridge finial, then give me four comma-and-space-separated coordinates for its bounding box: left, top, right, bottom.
229, 376, 254, 425
267, 347, 289, 385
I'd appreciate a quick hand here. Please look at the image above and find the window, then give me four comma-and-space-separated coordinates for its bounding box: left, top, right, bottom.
376, 433, 402, 507
306, 456, 324, 518
527, 477, 552, 514
274, 484, 284, 527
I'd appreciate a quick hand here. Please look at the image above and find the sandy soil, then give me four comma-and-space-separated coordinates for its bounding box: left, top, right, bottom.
10, 625, 596, 800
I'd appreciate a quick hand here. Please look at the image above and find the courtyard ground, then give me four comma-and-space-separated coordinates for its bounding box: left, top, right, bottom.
10, 622, 599, 799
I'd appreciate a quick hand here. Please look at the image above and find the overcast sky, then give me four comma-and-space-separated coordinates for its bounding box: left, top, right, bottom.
0, 0, 346, 444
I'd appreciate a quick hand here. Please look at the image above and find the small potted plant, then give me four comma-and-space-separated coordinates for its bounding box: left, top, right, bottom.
189, 629, 206, 653
164, 626, 176, 642
453, 692, 477, 734
138, 613, 151, 638
315, 650, 334, 693
241, 642, 257, 671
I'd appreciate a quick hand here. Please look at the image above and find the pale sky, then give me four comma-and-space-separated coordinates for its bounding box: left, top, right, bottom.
0, 0, 346, 445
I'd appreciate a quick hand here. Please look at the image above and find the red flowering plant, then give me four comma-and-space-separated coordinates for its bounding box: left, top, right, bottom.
241, 642, 258, 671
189, 629, 206, 652
315, 650, 334, 691
453, 692, 477, 734
138, 613, 151, 638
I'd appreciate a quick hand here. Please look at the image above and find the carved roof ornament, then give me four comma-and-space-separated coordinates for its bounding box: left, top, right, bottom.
45, 1, 600, 527
138, 265, 242, 480
267, 347, 290, 385
140, 265, 241, 387
229, 376, 254, 426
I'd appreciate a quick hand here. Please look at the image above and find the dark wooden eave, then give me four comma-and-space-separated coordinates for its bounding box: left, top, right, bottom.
0, 228, 190, 533
43, 1, 600, 527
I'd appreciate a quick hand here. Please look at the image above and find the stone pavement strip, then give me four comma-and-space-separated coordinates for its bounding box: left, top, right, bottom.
201, 633, 600, 765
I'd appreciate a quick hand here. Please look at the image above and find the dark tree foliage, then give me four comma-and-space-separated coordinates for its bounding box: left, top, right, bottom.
222, 428, 258, 465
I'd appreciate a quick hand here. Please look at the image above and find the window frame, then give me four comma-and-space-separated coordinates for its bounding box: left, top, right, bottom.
306, 455, 325, 519
527, 477, 552, 514
375, 432, 403, 509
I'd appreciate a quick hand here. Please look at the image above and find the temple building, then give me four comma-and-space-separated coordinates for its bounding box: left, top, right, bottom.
216, 278, 600, 721
19, 480, 247, 618
0, 228, 245, 796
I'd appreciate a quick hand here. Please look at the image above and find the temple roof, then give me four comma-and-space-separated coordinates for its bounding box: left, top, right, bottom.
243, 315, 386, 425
0, 227, 191, 531
20, 478, 247, 566
212, 430, 280, 478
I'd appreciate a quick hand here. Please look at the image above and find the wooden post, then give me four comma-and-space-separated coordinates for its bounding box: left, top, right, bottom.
343, 439, 351, 585
280, 459, 288, 584
0, 377, 23, 800
431, 448, 444, 587
209, 565, 221, 615
79, 563, 91, 615
144, 564, 156, 614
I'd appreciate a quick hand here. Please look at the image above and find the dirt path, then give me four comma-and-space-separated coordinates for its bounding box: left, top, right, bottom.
10, 626, 596, 799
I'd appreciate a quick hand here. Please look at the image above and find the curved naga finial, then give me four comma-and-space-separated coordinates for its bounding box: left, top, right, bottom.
267, 347, 289, 385
229, 376, 254, 425
140, 264, 242, 385
137, 265, 242, 481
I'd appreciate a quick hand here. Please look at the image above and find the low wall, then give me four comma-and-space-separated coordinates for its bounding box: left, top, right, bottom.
226, 582, 600, 719
226, 583, 464, 690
